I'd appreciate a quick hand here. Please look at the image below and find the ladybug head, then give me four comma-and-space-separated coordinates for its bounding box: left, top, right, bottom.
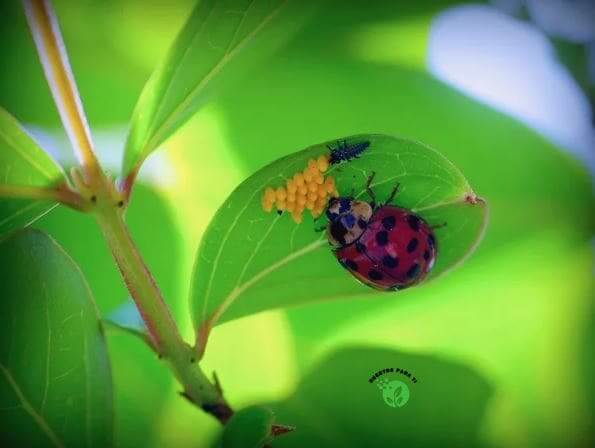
325, 197, 373, 248
325, 197, 353, 222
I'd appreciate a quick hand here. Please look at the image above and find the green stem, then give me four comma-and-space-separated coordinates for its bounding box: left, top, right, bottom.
24, 0, 233, 425
93, 202, 231, 421
0, 183, 87, 211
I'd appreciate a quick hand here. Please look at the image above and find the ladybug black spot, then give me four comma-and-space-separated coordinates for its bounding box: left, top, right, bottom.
376, 230, 389, 246
357, 218, 368, 230
342, 258, 358, 272
330, 221, 348, 245
406, 263, 420, 279
382, 254, 398, 268
407, 214, 420, 231
428, 234, 436, 249
339, 198, 351, 213
407, 238, 419, 253
423, 250, 430, 261
368, 269, 383, 281
381, 215, 396, 230
355, 241, 366, 253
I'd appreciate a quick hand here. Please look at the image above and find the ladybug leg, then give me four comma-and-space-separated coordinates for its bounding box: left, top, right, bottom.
365, 171, 377, 207
384, 182, 400, 205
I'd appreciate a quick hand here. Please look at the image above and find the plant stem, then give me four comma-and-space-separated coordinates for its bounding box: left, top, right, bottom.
94, 203, 231, 419
0, 183, 86, 210
23, 0, 103, 184
23, 0, 233, 424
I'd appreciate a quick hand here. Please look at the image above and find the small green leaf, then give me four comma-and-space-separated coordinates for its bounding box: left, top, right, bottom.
0, 107, 65, 236
222, 406, 274, 448
0, 229, 113, 447
190, 134, 487, 340
122, 0, 288, 179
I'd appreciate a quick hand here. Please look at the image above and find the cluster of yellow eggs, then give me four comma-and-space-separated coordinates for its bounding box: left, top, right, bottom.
262, 154, 339, 223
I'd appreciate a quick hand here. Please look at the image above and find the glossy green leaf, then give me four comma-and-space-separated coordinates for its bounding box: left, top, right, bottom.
0, 107, 65, 237
122, 0, 288, 179
0, 229, 113, 447
190, 134, 487, 338
221, 406, 274, 448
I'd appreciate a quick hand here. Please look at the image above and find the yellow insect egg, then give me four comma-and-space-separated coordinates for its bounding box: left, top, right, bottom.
286, 202, 295, 212
307, 159, 317, 171
291, 210, 303, 224
276, 199, 286, 211
305, 199, 315, 210
324, 177, 335, 193
298, 184, 308, 195
262, 197, 273, 213
264, 187, 276, 202
296, 195, 306, 206
307, 191, 318, 201
305, 168, 315, 182
317, 188, 327, 199
275, 187, 287, 201
308, 182, 317, 193
315, 172, 324, 185
287, 192, 296, 203
286, 179, 297, 194
294, 172, 305, 186
317, 155, 329, 172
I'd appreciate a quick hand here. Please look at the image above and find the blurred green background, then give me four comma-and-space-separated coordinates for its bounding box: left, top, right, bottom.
0, 0, 592, 447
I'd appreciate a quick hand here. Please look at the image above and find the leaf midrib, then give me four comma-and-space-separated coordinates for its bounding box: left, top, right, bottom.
0, 125, 57, 182
135, 0, 289, 169
203, 191, 477, 327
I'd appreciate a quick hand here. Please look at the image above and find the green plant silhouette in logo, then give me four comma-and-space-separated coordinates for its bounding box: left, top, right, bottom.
376, 378, 410, 408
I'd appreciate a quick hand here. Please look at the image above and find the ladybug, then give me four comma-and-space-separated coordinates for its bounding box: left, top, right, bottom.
326, 173, 437, 291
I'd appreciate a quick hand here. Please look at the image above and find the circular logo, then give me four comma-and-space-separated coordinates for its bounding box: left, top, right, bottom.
377, 379, 410, 408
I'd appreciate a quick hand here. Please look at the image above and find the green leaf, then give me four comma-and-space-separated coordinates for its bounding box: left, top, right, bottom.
122, 0, 288, 179
0, 229, 113, 447
0, 107, 65, 236
190, 134, 487, 339
221, 406, 274, 448
264, 346, 492, 447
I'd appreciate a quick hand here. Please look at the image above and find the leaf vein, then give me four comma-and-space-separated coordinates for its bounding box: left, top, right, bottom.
0, 363, 65, 448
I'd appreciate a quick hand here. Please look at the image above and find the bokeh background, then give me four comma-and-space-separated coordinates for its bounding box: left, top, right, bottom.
1, 0, 593, 446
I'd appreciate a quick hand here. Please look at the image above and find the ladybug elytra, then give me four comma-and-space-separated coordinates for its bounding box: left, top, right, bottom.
326, 173, 437, 291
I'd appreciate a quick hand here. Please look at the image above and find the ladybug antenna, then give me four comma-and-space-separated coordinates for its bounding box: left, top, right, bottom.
384, 182, 400, 206
365, 171, 376, 207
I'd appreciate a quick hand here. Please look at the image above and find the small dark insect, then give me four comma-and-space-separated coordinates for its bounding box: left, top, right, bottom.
328, 139, 370, 165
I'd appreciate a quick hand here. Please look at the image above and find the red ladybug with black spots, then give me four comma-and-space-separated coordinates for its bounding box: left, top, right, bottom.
326, 173, 437, 290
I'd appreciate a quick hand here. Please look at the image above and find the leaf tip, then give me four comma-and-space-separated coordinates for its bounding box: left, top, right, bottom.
464, 192, 486, 206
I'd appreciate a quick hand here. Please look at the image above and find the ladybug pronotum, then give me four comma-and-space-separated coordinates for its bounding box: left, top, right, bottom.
326, 172, 437, 290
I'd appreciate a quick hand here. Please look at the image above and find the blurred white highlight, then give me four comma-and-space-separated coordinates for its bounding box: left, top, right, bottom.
427, 5, 595, 176
28, 126, 174, 187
